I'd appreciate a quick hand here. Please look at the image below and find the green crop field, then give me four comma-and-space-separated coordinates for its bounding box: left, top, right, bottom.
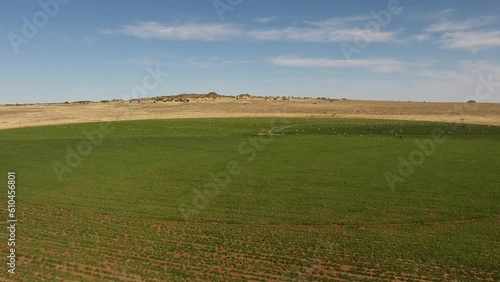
1, 118, 499, 281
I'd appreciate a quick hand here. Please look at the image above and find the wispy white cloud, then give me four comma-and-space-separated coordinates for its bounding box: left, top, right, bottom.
303, 16, 373, 27
102, 18, 397, 43
100, 21, 242, 41
336, 60, 500, 102
440, 30, 500, 52
421, 15, 500, 51
248, 27, 394, 42
99, 29, 115, 35
410, 60, 500, 85
434, 9, 456, 19
249, 28, 395, 42
407, 8, 455, 21
249, 17, 396, 43
414, 34, 431, 42
184, 57, 252, 67
425, 16, 496, 33
270, 56, 403, 73
254, 16, 278, 24
399, 34, 431, 44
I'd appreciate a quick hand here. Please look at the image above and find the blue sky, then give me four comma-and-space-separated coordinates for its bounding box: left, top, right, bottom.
1, 0, 500, 104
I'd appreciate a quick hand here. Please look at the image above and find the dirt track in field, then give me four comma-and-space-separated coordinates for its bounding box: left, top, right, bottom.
1, 97, 499, 130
